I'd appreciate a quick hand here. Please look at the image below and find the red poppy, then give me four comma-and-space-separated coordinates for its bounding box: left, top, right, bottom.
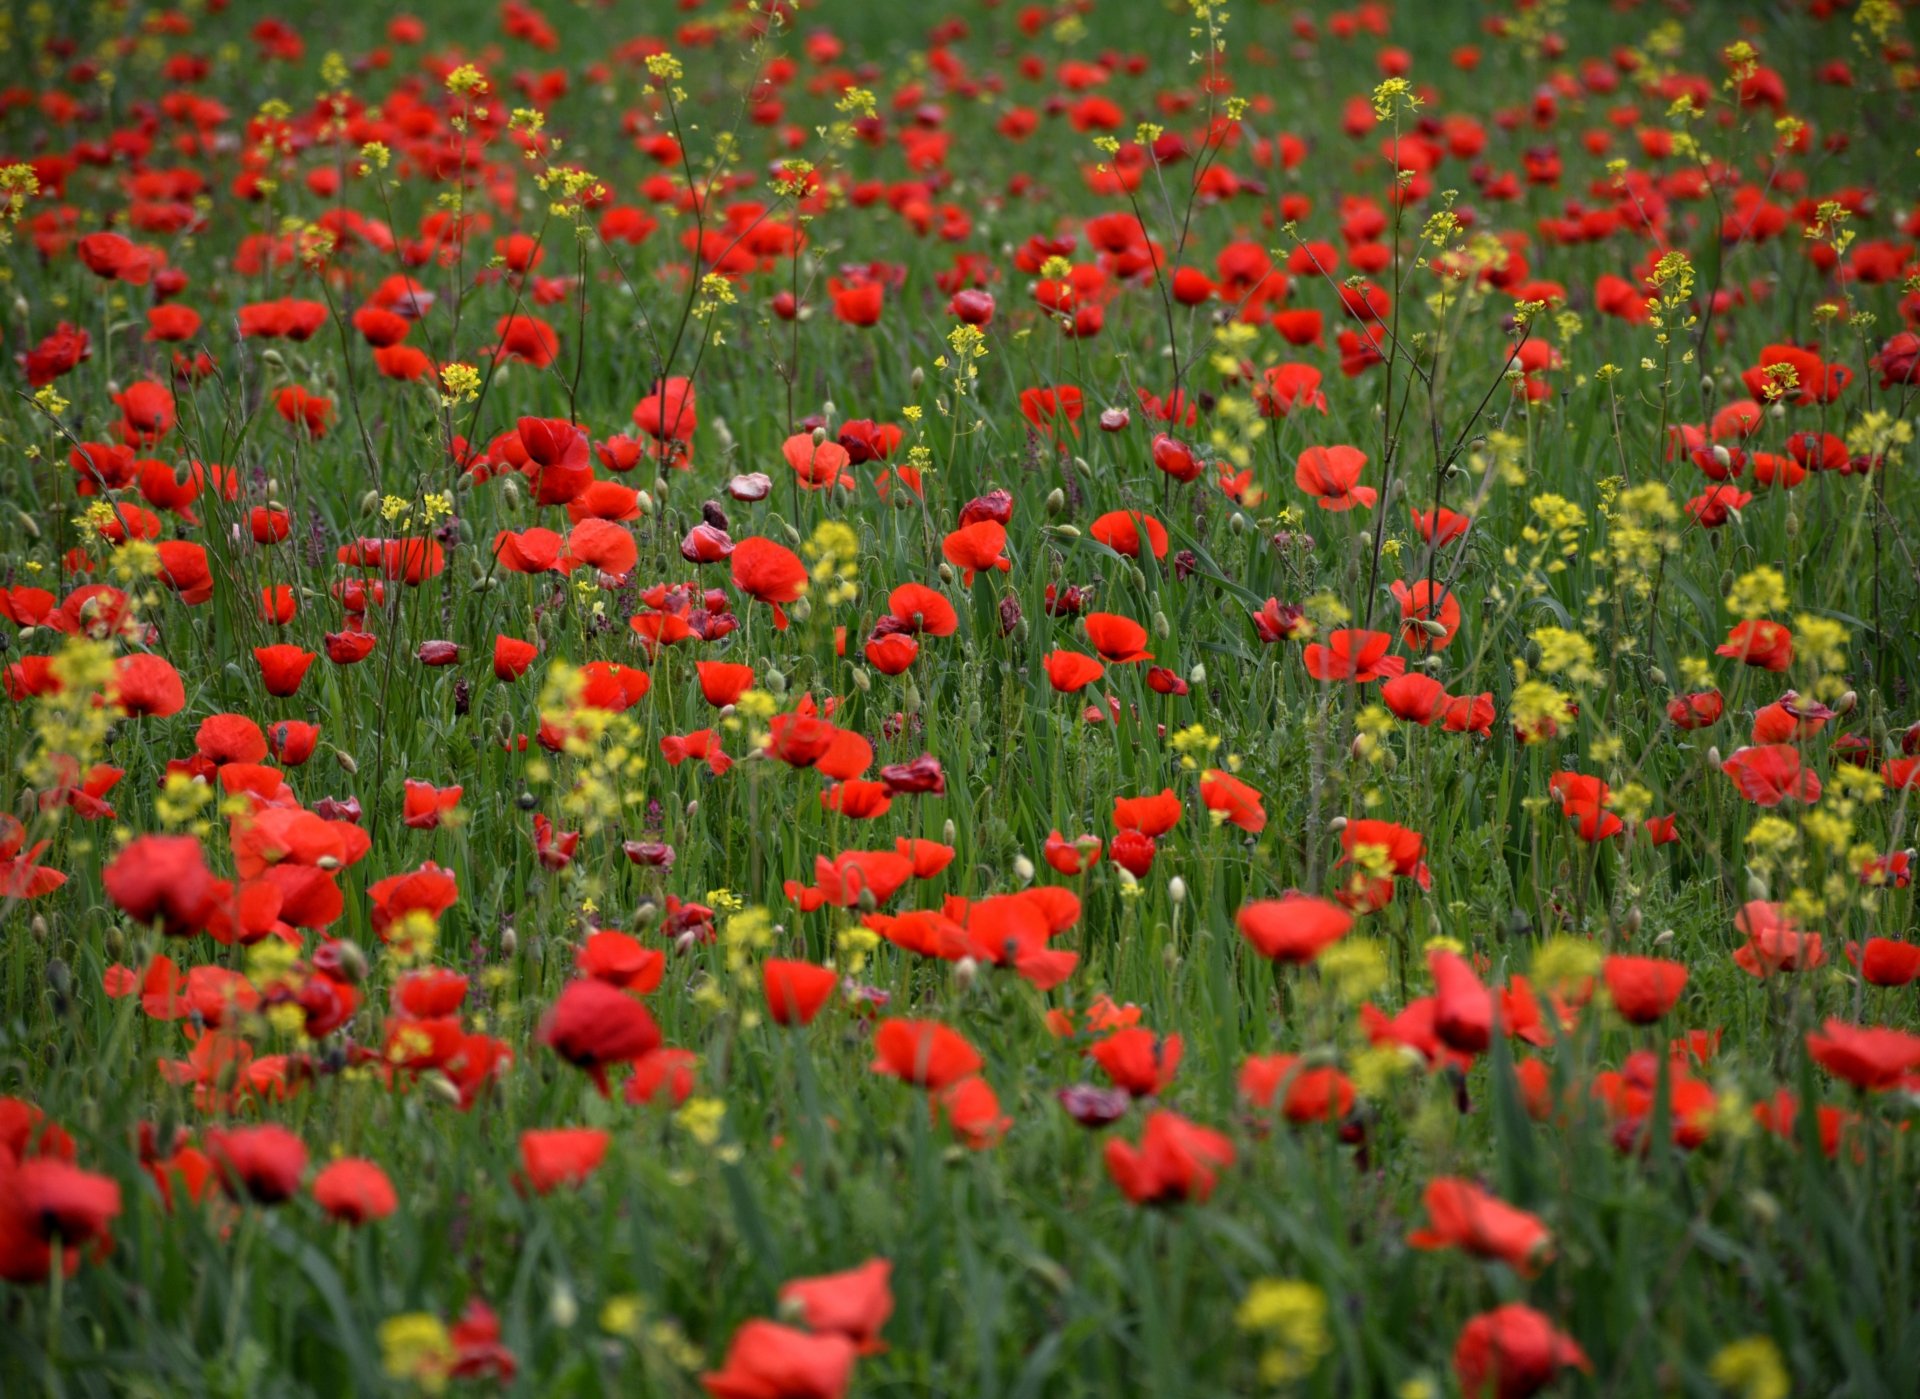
701, 1320, 857, 1399
0, 1157, 121, 1282
731, 537, 809, 628
1303, 629, 1405, 683
1090, 1027, 1183, 1097
1805, 1020, 1920, 1091
1295, 444, 1376, 510
1102, 1110, 1236, 1205
1044, 650, 1106, 693
538, 979, 662, 1095
1601, 956, 1688, 1023
941, 521, 1011, 585
869, 1019, 982, 1092
519, 1128, 610, 1194
311, 1158, 397, 1224
1453, 1305, 1589, 1399
1408, 1178, 1553, 1276
778, 1259, 893, 1356
1238, 1055, 1355, 1124
763, 960, 840, 1026
1715, 619, 1793, 671
206, 1125, 307, 1204
1236, 894, 1351, 963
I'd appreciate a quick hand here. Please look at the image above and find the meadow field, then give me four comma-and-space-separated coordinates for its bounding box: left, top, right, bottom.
2, 0, 1919, 1394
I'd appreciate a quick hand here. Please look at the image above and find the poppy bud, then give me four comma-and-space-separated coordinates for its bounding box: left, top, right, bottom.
954, 956, 980, 992
1013, 854, 1035, 885
637, 491, 655, 516
938, 562, 956, 584
1168, 876, 1187, 904
765, 668, 787, 694
30, 915, 48, 943
333, 748, 359, 774
1653, 929, 1674, 947
1745, 874, 1768, 901
1784, 511, 1799, 538
788, 597, 811, 625
1329, 815, 1348, 832
1623, 906, 1642, 937
910, 367, 925, 388
501, 478, 523, 507
1128, 566, 1146, 590
1229, 512, 1247, 534
851, 667, 871, 692
549, 1281, 578, 1330
500, 926, 518, 956
903, 677, 923, 714
714, 417, 736, 452
359, 489, 381, 516
422, 1073, 463, 1107
1188, 663, 1206, 685
1045, 488, 1067, 516
685, 800, 700, 818
856, 887, 878, 912
260, 349, 285, 369
811, 425, 827, 446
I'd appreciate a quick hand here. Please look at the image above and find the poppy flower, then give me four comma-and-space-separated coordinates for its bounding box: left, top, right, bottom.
1429, 949, 1495, 1054
1805, 1020, 1920, 1091
763, 960, 840, 1026
1408, 1178, 1553, 1276
1088, 510, 1168, 559
112, 653, 188, 717
1733, 901, 1825, 977
1238, 1054, 1355, 1124
1083, 612, 1152, 663
538, 979, 662, 1095
1849, 938, 1920, 987
1252, 598, 1312, 643
1304, 629, 1405, 683
1236, 894, 1351, 963
311, 1158, 397, 1224
0, 1157, 122, 1282
1721, 744, 1820, 806
1188, 758, 1264, 828
577, 931, 665, 994
730, 536, 809, 628
1253, 363, 1327, 417
1295, 445, 1376, 510
1044, 831, 1103, 875
103, 835, 222, 937
1381, 673, 1451, 725
1102, 1109, 1236, 1206
941, 521, 1011, 585
1715, 619, 1793, 671
778, 1259, 893, 1355
869, 1019, 982, 1092
1044, 650, 1106, 693
886, 583, 958, 637
1389, 579, 1461, 652
1601, 956, 1688, 1023
206, 1125, 307, 1204
1113, 788, 1181, 837
701, 1319, 857, 1399
1090, 1027, 1183, 1097
696, 661, 755, 706
519, 1128, 610, 1194
1453, 1304, 1589, 1399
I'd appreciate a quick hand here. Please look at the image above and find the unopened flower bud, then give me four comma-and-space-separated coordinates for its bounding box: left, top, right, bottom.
1168, 876, 1187, 904
954, 956, 980, 992
1045, 488, 1066, 516
1012, 854, 1035, 885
